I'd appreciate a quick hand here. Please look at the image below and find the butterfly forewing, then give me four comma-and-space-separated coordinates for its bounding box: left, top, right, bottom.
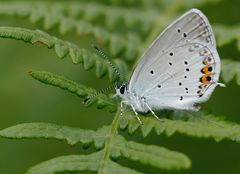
129, 9, 220, 110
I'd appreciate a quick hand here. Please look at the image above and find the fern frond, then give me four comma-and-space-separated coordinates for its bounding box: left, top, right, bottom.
0, 27, 129, 82
221, 59, 240, 85
120, 111, 240, 143
26, 152, 102, 174
112, 135, 191, 170
27, 150, 186, 174
65, 2, 158, 35
29, 70, 117, 111
27, 138, 190, 174
0, 121, 191, 173
0, 123, 108, 149
0, 1, 155, 34
0, 2, 143, 60
214, 25, 240, 49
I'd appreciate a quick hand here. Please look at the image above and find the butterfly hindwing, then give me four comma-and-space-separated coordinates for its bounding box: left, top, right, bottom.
142, 43, 219, 110
128, 9, 220, 110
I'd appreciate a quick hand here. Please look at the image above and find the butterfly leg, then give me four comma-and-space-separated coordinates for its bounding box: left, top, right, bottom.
130, 104, 143, 125
120, 101, 124, 117
144, 102, 162, 121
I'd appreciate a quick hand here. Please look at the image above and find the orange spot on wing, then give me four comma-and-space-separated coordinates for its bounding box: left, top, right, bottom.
201, 67, 209, 74
201, 66, 213, 75
200, 75, 212, 84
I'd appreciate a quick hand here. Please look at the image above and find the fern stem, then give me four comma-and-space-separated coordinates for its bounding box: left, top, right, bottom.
98, 106, 121, 174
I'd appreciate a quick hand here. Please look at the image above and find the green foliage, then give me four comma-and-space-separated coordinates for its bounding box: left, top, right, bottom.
0, 123, 105, 148
221, 60, 240, 86
25, 153, 102, 174
0, 26, 128, 82
214, 25, 240, 85
0, 122, 191, 173
29, 70, 116, 111
0, 1, 145, 60
214, 25, 240, 49
120, 111, 240, 142
0, 0, 240, 174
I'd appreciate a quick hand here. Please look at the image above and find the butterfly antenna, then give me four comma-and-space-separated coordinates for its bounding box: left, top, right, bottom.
83, 44, 123, 105
83, 83, 116, 105
92, 44, 121, 81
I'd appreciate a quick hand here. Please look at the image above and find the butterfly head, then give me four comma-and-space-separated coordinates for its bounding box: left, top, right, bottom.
115, 82, 128, 97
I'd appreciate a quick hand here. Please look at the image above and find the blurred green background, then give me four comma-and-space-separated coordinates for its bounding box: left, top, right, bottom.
0, 0, 240, 174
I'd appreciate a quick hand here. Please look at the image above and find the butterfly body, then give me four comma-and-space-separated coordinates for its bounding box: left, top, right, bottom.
115, 9, 224, 121
116, 83, 149, 113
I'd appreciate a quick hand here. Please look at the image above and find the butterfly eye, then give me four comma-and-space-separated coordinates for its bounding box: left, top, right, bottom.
120, 85, 125, 94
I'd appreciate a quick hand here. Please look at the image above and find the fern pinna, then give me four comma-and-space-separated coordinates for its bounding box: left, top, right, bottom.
0, 1, 240, 174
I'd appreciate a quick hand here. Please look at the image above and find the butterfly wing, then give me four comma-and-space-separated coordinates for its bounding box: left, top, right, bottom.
128, 9, 221, 110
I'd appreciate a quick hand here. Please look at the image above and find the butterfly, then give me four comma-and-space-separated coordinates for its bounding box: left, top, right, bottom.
115, 9, 225, 124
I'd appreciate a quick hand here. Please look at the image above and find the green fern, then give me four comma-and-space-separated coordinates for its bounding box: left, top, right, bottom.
0, 122, 191, 173
0, 26, 128, 82
221, 59, 240, 85
0, 0, 240, 174
0, 1, 145, 60
213, 25, 240, 85
29, 70, 116, 111
214, 25, 240, 49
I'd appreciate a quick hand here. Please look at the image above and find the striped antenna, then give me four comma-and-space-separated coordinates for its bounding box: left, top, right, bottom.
83, 45, 122, 105
92, 44, 121, 81
83, 83, 116, 105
